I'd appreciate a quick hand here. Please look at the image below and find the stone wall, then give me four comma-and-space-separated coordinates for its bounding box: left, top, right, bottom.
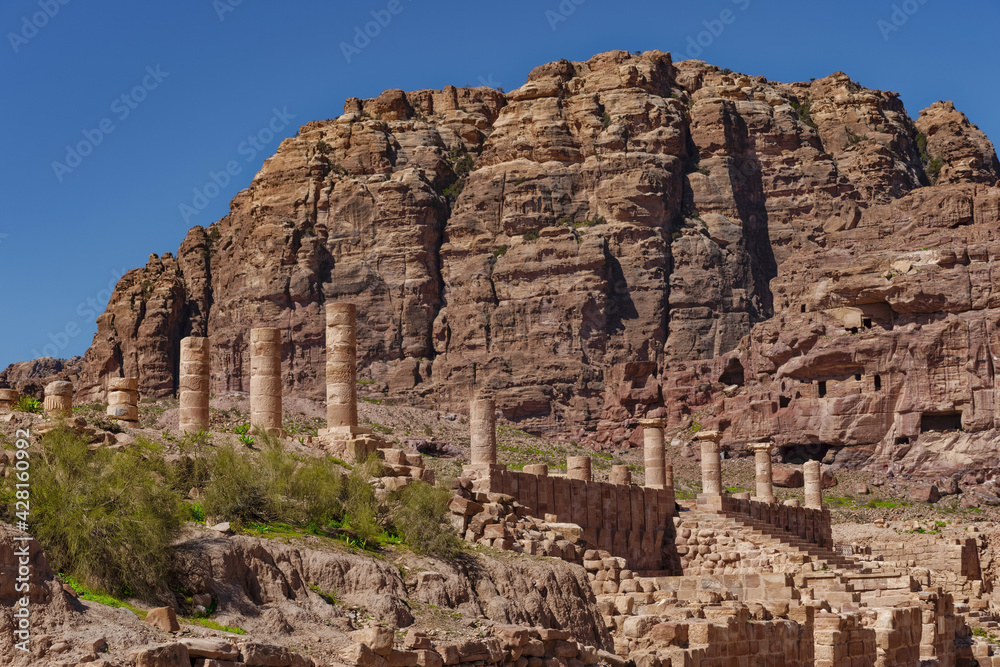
341, 625, 624, 667
475, 467, 679, 572
722, 496, 834, 547
813, 611, 876, 667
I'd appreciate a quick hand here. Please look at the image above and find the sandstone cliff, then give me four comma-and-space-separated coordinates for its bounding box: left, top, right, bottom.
62, 50, 1000, 471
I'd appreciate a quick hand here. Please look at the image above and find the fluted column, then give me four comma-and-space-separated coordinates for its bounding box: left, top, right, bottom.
179, 337, 211, 433
804, 460, 823, 509
750, 441, 776, 503
325, 303, 358, 431
250, 327, 283, 436
470, 398, 497, 465
43, 381, 73, 417
107, 378, 139, 425
638, 418, 666, 489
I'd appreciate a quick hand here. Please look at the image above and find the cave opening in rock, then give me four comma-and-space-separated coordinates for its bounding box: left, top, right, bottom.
800, 304, 806, 313
854, 373, 862, 382
920, 412, 963, 433
781, 444, 831, 464
719, 358, 745, 386
779, 395, 791, 408
874, 374, 881, 391
862, 317, 872, 329
895, 436, 909, 445
818, 381, 827, 398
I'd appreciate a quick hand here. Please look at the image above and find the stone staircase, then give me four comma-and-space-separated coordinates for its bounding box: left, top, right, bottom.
674, 507, 918, 610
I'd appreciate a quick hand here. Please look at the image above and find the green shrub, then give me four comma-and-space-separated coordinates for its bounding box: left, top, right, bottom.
9, 429, 185, 600
790, 99, 818, 129
341, 456, 384, 547
523, 229, 540, 242
201, 443, 274, 524
13, 396, 42, 413
389, 483, 463, 558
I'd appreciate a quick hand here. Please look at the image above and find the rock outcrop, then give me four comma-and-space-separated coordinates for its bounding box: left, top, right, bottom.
0, 356, 82, 399
49, 50, 999, 471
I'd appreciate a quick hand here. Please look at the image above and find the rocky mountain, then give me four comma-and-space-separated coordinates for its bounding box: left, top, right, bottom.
51, 50, 1000, 473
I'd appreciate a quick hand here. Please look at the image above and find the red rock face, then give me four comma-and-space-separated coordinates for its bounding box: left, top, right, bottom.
62, 50, 1000, 472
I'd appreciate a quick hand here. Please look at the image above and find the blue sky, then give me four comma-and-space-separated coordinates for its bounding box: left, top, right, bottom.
1, 0, 997, 369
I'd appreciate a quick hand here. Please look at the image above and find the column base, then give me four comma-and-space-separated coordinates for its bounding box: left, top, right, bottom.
754, 495, 777, 504
461, 463, 506, 480
319, 425, 372, 437
696, 493, 725, 511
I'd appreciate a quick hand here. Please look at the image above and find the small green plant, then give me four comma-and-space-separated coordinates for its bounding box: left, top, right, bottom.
721, 67, 733, 75
790, 99, 818, 129
845, 129, 869, 147
184, 617, 246, 634
309, 584, 339, 606
315, 139, 332, 154
444, 147, 476, 203
600, 112, 612, 130
189, 502, 206, 523
523, 229, 540, 242
13, 396, 42, 414
59, 574, 148, 619
513, 177, 527, 186
238, 433, 255, 447
493, 245, 508, 258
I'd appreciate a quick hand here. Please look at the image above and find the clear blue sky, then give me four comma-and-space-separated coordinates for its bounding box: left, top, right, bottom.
2, 0, 997, 369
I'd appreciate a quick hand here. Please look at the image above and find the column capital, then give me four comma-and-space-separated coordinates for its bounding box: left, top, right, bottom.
694, 429, 723, 443
637, 418, 667, 429
748, 441, 775, 454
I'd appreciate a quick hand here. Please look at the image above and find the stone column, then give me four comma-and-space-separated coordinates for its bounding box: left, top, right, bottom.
664, 464, 674, 490
566, 456, 592, 481
470, 397, 497, 466
523, 464, 548, 476
250, 327, 283, 436
325, 303, 358, 432
0, 389, 19, 412
695, 430, 724, 508
609, 465, 632, 485
750, 441, 776, 503
179, 337, 210, 434
804, 460, 823, 509
107, 378, 139, 424
638, 418, 667, 489
43, 381, 73, 417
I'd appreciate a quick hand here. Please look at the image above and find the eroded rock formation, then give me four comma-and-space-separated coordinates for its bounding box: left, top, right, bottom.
46, 50, 999, 472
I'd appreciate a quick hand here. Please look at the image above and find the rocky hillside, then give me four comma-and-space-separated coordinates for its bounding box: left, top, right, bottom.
47, 50, 1000, 470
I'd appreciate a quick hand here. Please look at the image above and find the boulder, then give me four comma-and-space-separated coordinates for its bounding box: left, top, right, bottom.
908, 485, 940, 504
128, 643, 189, 667
772, 468, 803, 488
145, 606, 180, 633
